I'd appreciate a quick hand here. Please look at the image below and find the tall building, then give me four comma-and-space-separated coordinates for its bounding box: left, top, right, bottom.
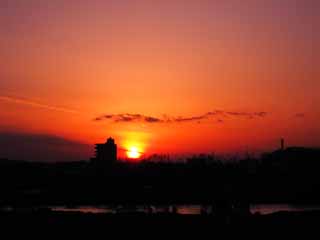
91, 137, 117, 168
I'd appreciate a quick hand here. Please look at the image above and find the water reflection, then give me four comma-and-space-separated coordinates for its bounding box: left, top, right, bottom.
250, 204, 320, 215
51, 204, 320, 215
50, 205, 203, 215
51, 206, 114, 214
2, 204, 320, 215
176, 205, 202, 215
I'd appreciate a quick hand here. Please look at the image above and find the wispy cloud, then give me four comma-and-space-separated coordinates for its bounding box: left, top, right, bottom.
224, 111, 267, 118
94, 110, 268, 124
0, 95, 79, 114
171, 114, 209, 123
94, 113, 164, 123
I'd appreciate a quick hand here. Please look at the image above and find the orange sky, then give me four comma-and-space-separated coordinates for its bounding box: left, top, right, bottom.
0, 0, 319, 161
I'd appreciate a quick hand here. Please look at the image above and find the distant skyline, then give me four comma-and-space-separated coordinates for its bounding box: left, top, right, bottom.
0, 0, 319, 161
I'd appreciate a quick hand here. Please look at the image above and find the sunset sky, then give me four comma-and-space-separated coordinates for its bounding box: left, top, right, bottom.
0, 0, 319, 161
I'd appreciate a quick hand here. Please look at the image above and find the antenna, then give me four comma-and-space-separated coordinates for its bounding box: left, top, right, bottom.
280, 138, 285, 151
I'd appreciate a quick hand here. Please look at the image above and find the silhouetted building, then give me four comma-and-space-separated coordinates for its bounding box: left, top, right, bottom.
262, 146, 320, 172
91, 137, 117, 168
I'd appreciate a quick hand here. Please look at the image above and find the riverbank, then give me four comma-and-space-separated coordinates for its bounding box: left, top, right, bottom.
1, 209, 320, 235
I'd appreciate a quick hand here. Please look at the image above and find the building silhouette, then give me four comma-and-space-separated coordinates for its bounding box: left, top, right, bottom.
91, 137, 117, 168
261, 139, 320, 172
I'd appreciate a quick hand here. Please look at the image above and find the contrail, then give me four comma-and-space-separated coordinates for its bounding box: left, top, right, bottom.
0, 95, 79, 114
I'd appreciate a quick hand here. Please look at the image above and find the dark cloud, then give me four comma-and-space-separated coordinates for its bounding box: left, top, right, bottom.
94, 110, 268, 124
255, 112, 268, 117
0, 132, 91, 162
172, 114, 208, 123
115, 115, 136, 122
94, 114, 165, 123
94, 114, 117, 121
144, 116, 163, 123
224, 111, 267, 118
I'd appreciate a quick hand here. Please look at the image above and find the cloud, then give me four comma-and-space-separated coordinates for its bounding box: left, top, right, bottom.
0, 95, 79, 114
0, 132, 91, 162
224, 111, 267, 118
144, 116, 163, 123
95, 114, 164, 123
94, 110, 268, 124
172, 114, 208, 123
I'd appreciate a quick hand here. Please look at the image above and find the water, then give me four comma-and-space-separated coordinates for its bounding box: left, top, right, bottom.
51, 206, 114, 214
250, 204, 320, 215
51, 204, 320, 215
51, 205, 202, 215
3, 204, 320, 215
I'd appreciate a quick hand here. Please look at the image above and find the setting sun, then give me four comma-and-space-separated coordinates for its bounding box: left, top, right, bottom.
127, 146, 141, 159
0, 0, 318, 161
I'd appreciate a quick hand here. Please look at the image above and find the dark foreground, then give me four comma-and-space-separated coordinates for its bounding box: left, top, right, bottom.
1, 210, 320, 237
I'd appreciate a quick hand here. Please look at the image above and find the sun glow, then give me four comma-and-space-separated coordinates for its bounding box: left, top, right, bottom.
126, 146, 141, 159
121, 131, 149, 160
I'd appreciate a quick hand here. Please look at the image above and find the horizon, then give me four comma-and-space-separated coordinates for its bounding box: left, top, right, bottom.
0, 0, 319, 161
0, 133, 319, 162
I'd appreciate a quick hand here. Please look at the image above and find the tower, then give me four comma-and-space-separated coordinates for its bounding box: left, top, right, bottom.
92, 137, 117, 168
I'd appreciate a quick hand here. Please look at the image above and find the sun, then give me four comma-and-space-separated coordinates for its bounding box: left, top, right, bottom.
126, 146, 141, 159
